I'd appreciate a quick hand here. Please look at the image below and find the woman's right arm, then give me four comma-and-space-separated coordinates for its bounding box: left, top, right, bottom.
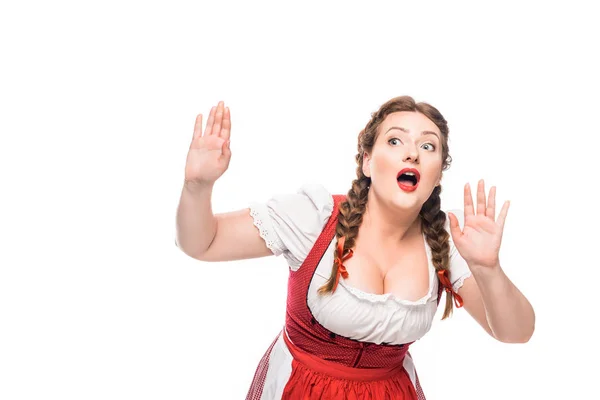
175, 101, 272, 262
175, 181, 272, 261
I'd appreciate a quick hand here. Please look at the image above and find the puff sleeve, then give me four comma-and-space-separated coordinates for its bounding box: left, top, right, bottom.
248, 183, 334, 271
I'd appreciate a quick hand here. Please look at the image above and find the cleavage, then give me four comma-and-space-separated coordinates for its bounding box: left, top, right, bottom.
341, 238, 431, 302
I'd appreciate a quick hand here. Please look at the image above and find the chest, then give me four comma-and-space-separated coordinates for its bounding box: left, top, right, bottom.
341, 234, 432, 302
307, 239, 438, 345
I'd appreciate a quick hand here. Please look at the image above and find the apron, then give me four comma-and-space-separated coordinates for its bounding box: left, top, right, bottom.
246, 194, 449, 400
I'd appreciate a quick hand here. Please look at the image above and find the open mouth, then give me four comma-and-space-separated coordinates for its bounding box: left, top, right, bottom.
397, 169, 420, 191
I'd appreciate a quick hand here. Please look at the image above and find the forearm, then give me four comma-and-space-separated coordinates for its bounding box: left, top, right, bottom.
175, 180, 218, 258
471, 264, 535, 343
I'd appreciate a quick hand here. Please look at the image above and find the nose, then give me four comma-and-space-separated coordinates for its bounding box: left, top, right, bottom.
402, 145, 419, 163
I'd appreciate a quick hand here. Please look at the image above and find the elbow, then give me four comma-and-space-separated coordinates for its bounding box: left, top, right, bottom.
520, 323, 536, 343
175, 238, 208, 261
498, 335, 532, 344
492, 306, 536, 344
494, 325, 535, 344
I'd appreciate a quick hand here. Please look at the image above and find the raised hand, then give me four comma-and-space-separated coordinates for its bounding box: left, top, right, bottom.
184, 101, 232, 186
448, 179, 510, 269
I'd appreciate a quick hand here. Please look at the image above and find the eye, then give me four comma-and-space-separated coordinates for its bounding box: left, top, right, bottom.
421, 143, 436, 151
388, 138, 402, 146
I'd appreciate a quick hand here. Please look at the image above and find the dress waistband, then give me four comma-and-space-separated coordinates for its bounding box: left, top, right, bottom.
282, 329, 406, 381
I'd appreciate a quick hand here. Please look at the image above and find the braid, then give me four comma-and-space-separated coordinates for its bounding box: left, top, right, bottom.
317, 148, 370, 294
420, 185, 453, 319
318, 95, 453, 309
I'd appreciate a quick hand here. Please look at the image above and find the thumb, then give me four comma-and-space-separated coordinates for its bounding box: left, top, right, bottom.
447, 212, 462, 240
221, 139, 231, 160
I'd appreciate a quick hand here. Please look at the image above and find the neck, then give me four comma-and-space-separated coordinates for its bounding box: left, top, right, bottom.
359, 191, 422, 246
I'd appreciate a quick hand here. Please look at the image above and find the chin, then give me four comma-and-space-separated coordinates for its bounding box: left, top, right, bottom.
390, 190, 423, 210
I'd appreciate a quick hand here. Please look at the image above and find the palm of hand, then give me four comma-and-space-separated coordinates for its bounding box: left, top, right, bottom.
185, 101, 232, 185
185, 135, 228, 183
448, 180, 510, 269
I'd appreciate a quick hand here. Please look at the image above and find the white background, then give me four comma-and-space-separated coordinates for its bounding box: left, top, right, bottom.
1, 1, 598, 399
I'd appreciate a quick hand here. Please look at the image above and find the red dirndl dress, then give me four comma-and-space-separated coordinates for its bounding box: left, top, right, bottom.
245, 194, 452, 400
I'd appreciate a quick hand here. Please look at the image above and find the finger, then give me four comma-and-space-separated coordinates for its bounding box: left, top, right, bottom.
221, 106, 231, 141
487, 186, 496, 221
212, 101, 224, 137
497, 200, 510, 231
220, 139, 231, 162
204, 106, 217, 136
447, 212, 463, 241
476, 179, 486, 216
192, 113, 203, 144
464, 183, 474, 217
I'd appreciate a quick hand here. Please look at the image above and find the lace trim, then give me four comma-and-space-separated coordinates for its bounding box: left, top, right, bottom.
452, 270, 472, 292
248, 204, 281, 255
340, 270, 469, 307
338, 280, 434, 307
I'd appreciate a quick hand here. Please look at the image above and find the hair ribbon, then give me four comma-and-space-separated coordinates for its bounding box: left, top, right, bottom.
332, 236, 353, 293
437, 269, 464, 308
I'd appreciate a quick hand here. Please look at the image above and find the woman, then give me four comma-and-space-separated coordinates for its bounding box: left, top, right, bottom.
175, 96, 535, 399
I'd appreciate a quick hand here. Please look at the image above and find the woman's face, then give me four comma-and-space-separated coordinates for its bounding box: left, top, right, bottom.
363, 111, 444, 211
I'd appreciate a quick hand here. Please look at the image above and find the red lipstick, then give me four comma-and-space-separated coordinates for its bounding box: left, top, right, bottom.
397, 168, 420, 192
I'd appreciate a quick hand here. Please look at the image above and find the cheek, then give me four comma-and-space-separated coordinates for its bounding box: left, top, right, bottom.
372, 153, 396, 173
422, 160, 443, 182
371, 162, 393, 183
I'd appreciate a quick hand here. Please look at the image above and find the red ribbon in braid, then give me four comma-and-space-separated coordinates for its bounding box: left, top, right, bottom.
437, 269, 464, 308
331, 236, 353, 293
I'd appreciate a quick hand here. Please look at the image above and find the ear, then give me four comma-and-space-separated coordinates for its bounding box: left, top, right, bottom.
362, 153, 371, 177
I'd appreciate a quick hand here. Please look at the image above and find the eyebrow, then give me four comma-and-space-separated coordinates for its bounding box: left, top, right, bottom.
385, 127, 440, 140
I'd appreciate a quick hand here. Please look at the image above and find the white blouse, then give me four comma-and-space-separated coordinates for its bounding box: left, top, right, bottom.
249, 183, 472, 346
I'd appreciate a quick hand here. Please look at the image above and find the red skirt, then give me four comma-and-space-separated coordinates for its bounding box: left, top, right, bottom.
282, 331, 418, 400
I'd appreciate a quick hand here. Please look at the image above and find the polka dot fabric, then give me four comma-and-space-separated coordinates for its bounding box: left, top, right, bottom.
246, 195, 443, 399
245, 333, 280, 400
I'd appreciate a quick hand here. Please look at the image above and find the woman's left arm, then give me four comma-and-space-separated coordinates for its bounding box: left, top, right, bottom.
448, 180, 535, 344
